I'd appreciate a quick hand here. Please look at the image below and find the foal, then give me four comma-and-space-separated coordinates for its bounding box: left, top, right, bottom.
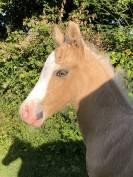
20, 22, 133, 177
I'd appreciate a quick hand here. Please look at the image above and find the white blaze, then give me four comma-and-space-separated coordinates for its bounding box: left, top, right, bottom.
26, 51, 59, 102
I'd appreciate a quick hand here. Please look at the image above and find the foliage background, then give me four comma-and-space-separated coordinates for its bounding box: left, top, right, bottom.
0, 0, 133, 176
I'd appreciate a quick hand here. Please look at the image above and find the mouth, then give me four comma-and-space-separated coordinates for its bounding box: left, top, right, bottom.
29, 117, 44, 127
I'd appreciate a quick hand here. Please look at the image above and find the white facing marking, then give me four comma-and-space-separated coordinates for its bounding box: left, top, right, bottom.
26, 51, 59, 102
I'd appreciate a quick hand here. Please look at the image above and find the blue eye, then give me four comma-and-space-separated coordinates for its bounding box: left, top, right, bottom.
56, 69, 68, 77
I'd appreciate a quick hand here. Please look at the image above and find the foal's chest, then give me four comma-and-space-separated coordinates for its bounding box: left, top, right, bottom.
85, 126, 133, 177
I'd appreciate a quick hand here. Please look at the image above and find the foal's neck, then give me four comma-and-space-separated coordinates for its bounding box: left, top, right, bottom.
77, 48, 131, 142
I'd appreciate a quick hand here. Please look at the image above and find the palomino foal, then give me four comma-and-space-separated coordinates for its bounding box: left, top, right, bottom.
20, 22, 133, 177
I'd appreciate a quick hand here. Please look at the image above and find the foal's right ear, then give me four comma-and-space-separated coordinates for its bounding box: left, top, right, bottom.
53, 25, 64, 46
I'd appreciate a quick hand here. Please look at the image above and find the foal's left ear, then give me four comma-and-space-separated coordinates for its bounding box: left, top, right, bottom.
53, 25, 64, 46
66, 21, 83, 47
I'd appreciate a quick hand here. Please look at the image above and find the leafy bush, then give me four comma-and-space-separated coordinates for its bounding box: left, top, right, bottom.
0, 21, 54, 115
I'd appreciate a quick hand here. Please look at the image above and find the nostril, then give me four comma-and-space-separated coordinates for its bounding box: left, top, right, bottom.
36, 111, 43, 120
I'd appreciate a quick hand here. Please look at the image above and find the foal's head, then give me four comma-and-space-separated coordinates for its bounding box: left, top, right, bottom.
20, 22, 90, 127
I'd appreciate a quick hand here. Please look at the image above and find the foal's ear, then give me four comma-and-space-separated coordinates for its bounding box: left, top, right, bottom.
53, 25, 64, 46
66, 21, 83, 47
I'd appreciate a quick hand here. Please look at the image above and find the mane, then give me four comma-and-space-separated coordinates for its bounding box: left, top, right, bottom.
85, 41, 133, 108
85, 40, 115, 76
